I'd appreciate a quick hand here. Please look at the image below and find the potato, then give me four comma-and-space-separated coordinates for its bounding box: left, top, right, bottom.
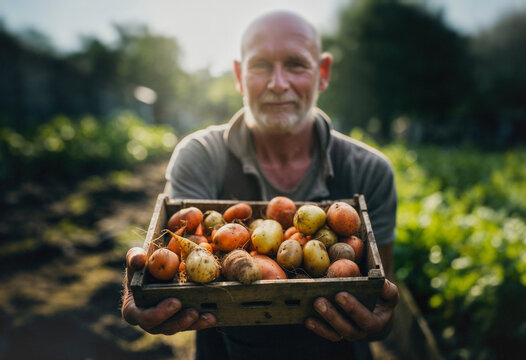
185, 247, 220, 283
276, 239, 303, 270
326, 259, 361, 278
328, 242, 355, 262
293, 204, 326, 235
251, 219, 283, 256
203, 210, 226, 234
312, 227, 338, 249
302, 240, 330, 277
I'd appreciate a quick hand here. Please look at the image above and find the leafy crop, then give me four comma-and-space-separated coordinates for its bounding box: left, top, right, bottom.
0, 111, 176, 185
381, 139, 526, 359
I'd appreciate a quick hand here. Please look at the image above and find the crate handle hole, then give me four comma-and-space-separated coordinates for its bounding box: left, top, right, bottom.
241, 301, 272, 308
201, 302, 218, 310
284, 299, 300, 307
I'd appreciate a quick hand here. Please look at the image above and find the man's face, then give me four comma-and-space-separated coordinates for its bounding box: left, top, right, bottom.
235, 18, 329, 135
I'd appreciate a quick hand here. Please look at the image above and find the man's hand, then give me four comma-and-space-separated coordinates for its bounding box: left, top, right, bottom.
305, 279, 399, 342
121, 247, 217, 334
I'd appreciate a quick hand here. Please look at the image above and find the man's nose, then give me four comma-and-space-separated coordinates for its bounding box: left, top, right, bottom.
268, 65, 289, 94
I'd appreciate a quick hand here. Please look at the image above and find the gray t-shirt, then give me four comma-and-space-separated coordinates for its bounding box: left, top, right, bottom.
165, 108, 397, 246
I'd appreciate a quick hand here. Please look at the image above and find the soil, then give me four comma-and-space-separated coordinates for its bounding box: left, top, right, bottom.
0, 160, 195, 360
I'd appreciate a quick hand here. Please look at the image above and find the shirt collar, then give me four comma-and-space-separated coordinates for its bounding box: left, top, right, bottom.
223, 107, 335, 200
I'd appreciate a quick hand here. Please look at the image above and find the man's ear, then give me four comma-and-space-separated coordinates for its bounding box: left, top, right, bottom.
318, 52, 333, 92
233, 60, 244, 94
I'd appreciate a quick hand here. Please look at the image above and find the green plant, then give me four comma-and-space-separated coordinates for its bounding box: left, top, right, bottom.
383, 142, 526, 360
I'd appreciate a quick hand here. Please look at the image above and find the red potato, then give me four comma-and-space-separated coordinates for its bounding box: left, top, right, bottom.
266, 196, 297, 229
126, 247, 147, 270
167, 207, 204, 232
252, 254, 287, 280
147, 248, 180, 281
223, 203, 252, 222
326, 259, 361, 278
213, 223, 250, 252
341, 235, 365, 262
326, 202, 361, 236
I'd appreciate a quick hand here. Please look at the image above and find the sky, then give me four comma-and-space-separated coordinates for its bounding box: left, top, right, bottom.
1, 0, 525, 75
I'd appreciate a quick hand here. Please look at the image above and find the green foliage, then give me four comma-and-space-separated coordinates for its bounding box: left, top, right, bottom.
0, 112, 176, 185
382, 141, 526, 359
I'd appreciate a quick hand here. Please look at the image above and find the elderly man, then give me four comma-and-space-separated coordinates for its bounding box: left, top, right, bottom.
122, 10, 399, 360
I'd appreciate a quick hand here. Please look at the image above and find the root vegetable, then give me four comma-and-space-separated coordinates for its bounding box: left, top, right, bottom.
303, 240, 330, 277
266, 196, 296, 229
147, 248, 180, 281
126, 247, 147, 270
326, 259, 361, 278
288, 232, 308, 247
167, 230, 220, 283
326, 202, 361, 236
223, 203, 252, 222
276, 239, 303, 270
328, 242, 355, 262
342, 235, 365, 262
283, 226, 299, 240
167, 207, 204, 232
250, 219, 283, 256
252, 254, 287, 280
213, 223, 250, 252
222, 249, 262, 284
293, 205, 326, 235
203, 210, 226, 234
312, 227, 338, 249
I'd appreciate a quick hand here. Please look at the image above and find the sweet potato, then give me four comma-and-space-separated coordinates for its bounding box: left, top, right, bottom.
252, 254, 287, 280
222, 249, 262, 284
223, 203, 252, 222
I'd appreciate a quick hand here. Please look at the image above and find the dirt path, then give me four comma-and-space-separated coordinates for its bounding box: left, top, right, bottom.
0, 160, 195, 360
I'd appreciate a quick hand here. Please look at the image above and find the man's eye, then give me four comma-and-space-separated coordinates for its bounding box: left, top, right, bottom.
287, 61, 307, 71
251, 62, 269, 70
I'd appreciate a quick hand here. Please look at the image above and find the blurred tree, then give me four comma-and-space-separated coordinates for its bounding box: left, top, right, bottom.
113, 24, 183, 125
470, 10, 526, 145
320, 0, 471, 142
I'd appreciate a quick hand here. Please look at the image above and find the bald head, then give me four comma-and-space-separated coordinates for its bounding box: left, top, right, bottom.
240, 11, 322, 60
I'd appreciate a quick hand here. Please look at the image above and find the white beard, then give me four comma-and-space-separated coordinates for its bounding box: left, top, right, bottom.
243, 90, 319, 135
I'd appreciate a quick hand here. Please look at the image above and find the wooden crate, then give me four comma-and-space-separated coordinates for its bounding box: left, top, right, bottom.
131, 194, 385, 327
